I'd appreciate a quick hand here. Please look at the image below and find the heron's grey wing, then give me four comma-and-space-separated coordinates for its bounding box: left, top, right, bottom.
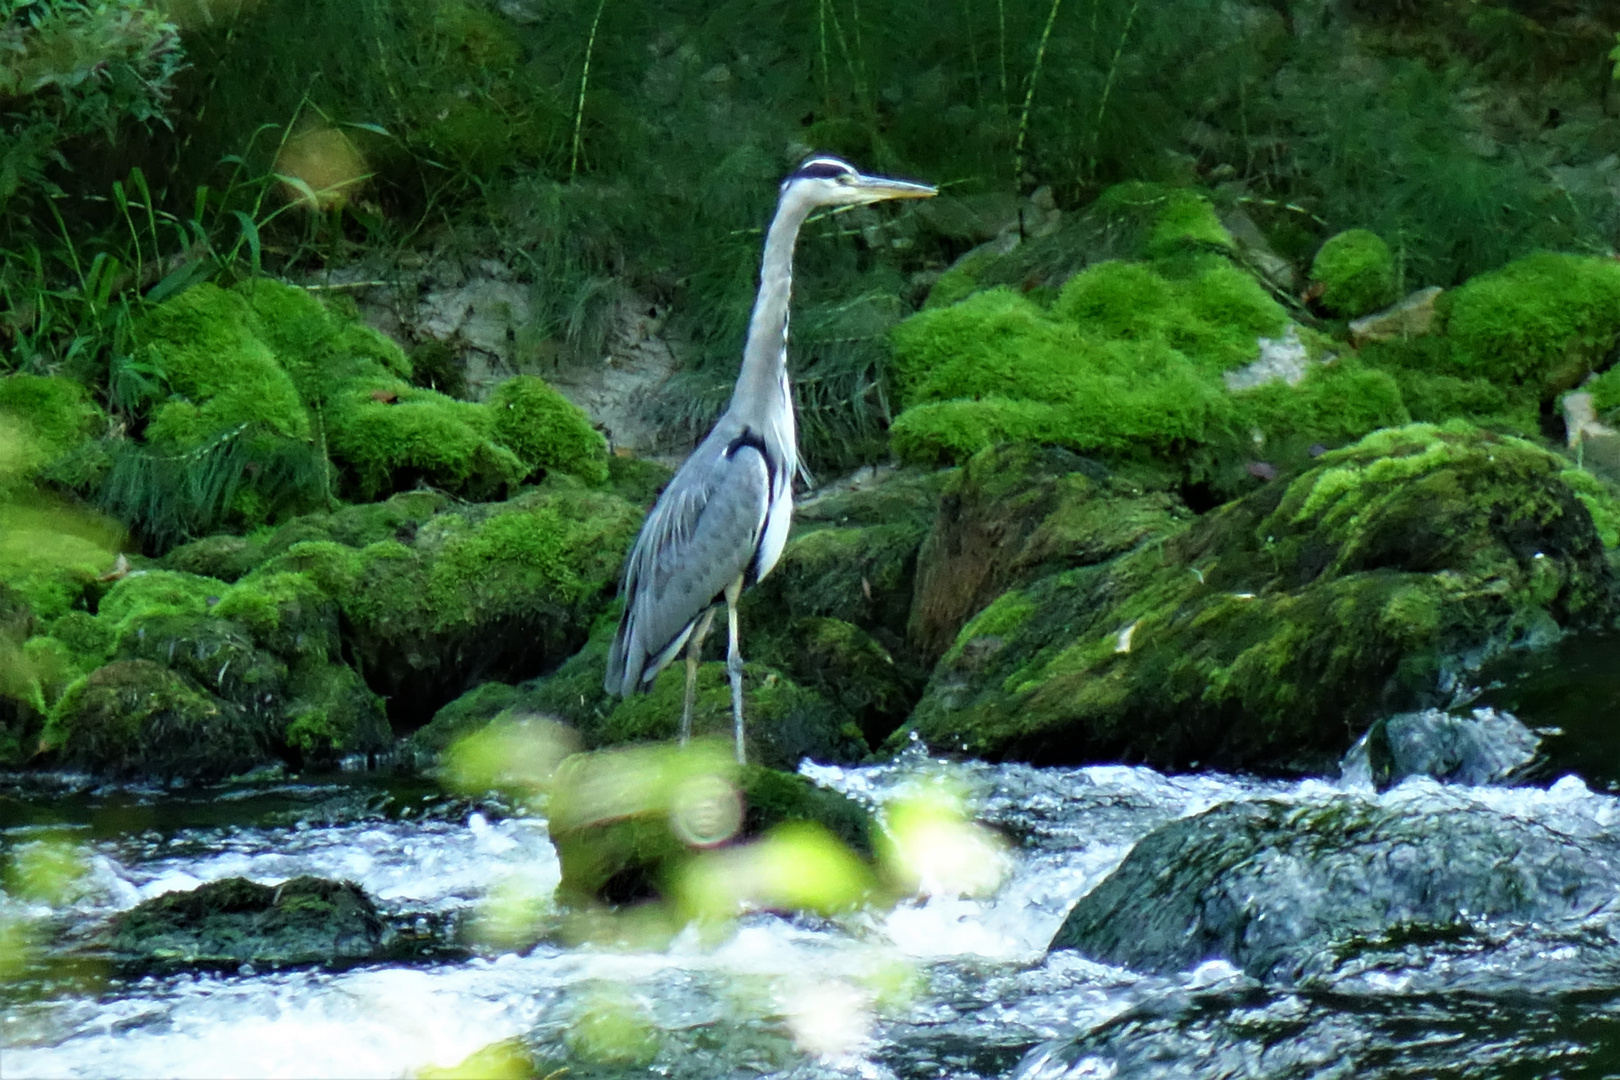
605, 442, 770, 695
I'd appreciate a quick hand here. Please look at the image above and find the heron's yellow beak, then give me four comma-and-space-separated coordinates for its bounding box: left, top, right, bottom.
850, 175, 938, 203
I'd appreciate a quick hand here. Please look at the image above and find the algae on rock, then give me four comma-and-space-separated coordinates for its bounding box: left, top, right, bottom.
897, 422, 1616, 771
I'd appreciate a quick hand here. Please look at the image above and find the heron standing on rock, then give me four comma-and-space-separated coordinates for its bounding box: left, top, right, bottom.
603, 156, 936, 764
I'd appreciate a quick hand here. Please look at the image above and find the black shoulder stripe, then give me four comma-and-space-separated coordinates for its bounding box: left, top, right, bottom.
726, 428, 777, 490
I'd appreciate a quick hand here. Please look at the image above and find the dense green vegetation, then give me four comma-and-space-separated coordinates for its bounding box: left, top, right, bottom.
6, 0, 1620, 779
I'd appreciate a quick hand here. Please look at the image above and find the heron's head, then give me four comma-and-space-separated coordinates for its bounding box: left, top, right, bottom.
780, 155, 936, 210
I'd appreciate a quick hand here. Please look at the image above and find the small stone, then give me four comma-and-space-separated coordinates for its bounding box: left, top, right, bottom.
1348, 286, 1443, 346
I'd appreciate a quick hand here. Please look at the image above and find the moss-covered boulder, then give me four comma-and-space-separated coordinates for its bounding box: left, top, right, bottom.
331, 483, 640, 725
110, 280, 607, 548
548, 744, 872, 910
155, 480, 640, 734
593, 660, 865, 770
928, 182, 1237, 308
1442, 252, 1620, 398
42, 659, 266, 777
1309, 229, 1397, 318
896, 422, 1616, 771
887, 255, 1407, 491
98, 875, 390, 974
908, 444, 1188, 663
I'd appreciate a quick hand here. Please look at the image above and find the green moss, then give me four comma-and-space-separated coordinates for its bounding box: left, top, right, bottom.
98, 570, 227, 631
281, 659, 390, 762
488, 375, 609, 484
161, 534, 264, 583
410, 680, 525, 756
215, 570, 340, 660
45, 610, 116, 666
889, 254, 1347, 479
898, 422, 1614, 770
0, 494, 119, 620
137, 284, 311, 444
1559, 468, 1620, 549
1310, 229, 1398, 317
1090, 182, 1234, 258
235, 278, 409, 405
43, 659, 263, 778
0, 375, 102, 481
606, 455, 674, 509
325, 381, 526, 501
1444, 252, 1620, 394
598, 660, 864, 770
924, 245, 1002, 310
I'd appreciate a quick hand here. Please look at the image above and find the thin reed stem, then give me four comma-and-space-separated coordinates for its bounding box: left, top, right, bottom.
1089, 0, 1142, 179
1014, 0, 1064, 181
570, 0, 608, 180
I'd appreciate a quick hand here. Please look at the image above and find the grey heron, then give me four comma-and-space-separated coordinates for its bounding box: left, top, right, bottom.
603, 155, 936, 764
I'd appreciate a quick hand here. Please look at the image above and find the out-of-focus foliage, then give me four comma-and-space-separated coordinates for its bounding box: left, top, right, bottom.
0, 0, 182, 212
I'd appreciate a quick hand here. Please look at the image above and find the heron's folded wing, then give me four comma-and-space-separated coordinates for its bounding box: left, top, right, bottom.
614, 442, 771, 688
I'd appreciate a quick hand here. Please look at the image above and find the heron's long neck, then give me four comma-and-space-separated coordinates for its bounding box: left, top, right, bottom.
730, 197, 811, 424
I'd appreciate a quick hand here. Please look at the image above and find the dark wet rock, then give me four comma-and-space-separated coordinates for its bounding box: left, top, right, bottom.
1476, 632, 1620, 793
1048, 795, 1620, 982
907, 443, 1186, 664
896, 422, 1616, 771
1339, 707, 1542, 790
549, 746, 873, 909
1012, 982, 1620, 1080
98, 875, 390, 974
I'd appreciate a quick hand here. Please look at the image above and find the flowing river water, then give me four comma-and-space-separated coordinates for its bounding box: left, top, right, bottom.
6, 736, 1620, 1079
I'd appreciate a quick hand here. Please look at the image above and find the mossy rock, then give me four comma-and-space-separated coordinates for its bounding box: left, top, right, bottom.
490, 375, 609, 485
1442, 252, 1620, 396
593, 660, 865, 771
887, 256, 1404, 487
159, 484, 639, 733
0, 374, 103, 484
895, 422, 1617, 772
941, 182, 1237, 305
908, 444, 1188, 663
323, 380, 527, 502
548, 744, 873, 909
281, 659, 392, 764
120, 281, 607, 545
410, 679, 528, 757
43, 660, 267, 778
1309, 229, 1397, 318
98, 875, 389, 975
742, 469, 948, 648
338, 484, 641, 726
748, 616, 918, 748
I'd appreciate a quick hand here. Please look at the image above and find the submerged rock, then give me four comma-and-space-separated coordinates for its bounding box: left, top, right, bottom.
1048, 793, 1620, 982
898, 422, 1616, 771
98, 875, 390, 974
1338, 707, 1542, 790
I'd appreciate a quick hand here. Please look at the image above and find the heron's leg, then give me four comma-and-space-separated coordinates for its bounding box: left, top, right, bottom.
724, 578, 746, 765
681, 608, 717, 746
